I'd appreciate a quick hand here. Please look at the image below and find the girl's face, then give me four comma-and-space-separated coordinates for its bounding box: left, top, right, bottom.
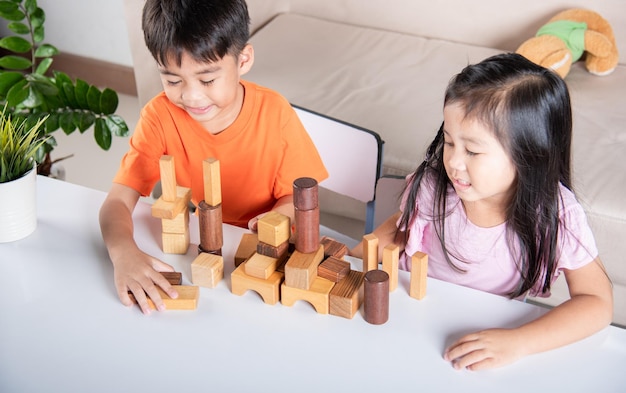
442, 103, 517, 218
158, 46, 254, 134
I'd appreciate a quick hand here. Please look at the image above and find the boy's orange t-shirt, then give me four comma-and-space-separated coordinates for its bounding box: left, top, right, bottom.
113, 80, 328, 228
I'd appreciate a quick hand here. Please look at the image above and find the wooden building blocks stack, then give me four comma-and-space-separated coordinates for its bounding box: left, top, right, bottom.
151, 155, 192, 254
191, 158, 225, 289
231, 177, 367, 319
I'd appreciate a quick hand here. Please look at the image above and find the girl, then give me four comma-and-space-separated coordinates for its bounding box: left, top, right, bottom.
351, 53, 613, 370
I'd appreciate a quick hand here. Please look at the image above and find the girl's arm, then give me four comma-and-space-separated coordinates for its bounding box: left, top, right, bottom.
444, 257, 613, 370
349, 211, 406, 259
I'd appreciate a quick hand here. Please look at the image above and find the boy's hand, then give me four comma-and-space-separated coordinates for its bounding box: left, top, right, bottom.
112, 248, 178, 314
443, 328, 525, 371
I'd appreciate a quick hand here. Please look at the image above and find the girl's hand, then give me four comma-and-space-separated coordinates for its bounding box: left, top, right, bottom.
443, 328, 525, 371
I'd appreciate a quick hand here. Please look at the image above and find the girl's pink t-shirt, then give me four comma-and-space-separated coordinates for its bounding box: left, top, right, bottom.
399, 175, 598, 298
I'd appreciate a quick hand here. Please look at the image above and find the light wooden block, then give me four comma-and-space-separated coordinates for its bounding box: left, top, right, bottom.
203, 158, 222, 206
191, 253, 224, 288
162, 230, 190, 254
257, 211, 291, 247
281, 276, 335, 314
234, 233, 258, 267
161, 209, 189, 234
329, 270, 365, 319
151, 186, 192, 219
362, 233, 379, 272
318, 256, 350, 282
382, 244, 399, 292
132, 285, 199, 310
159, 155, 177, 202
410, 252, 428, 300
231, 261, 284, 305
284, 244, 324, 290
244, 252, 280, 280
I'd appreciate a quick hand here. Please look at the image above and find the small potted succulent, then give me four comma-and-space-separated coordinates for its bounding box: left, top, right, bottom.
0, 105, 48, 242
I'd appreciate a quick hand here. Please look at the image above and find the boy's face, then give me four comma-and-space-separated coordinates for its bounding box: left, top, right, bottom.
157, 45, 254, 134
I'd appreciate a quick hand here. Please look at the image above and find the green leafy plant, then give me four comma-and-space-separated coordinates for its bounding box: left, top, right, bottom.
0, 104, 47, 182
0, 0, 129, 176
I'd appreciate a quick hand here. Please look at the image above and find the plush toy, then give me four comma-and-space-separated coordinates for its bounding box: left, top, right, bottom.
516, 9, 619, 78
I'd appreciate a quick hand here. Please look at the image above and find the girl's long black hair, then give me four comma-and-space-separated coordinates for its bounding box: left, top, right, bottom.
398, 53, 573, 298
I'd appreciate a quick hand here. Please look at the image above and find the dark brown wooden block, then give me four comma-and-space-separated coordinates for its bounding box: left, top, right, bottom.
293, 177, 318, 210
257, 240, 289, 259
161, 271, 182, 285
320, 236, 349, 259
294, 206, 319, 254
364, 270, 389, 324
198, 201, 223, 252
317, 256, 350, 282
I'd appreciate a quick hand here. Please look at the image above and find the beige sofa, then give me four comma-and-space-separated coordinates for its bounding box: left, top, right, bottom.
123, 0, 625, 326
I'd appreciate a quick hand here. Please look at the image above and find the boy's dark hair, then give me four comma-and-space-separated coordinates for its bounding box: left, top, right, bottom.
142, 0, 251, 66
399, 53, 573, 298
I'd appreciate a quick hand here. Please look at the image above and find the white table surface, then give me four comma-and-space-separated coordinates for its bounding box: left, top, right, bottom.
1, 176, 625, 393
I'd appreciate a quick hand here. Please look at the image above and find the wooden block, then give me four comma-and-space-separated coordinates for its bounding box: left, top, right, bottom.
161, 271, 182, 285
244, 252, 280, 280
191, 252, 224, 288
231, 261, 284, 305
162, 230, 190, 254
410, 252, 428, 300
234, 233, 258, 267
294, 206, 319, 254
203, 158, 222, 206
364, 270, 389, 324
284, 244, 324, 290
362, 233, 379, 272
320, 236, 348, 259
129, 285, 199, 310
329, 270, 364, 319
198, 201, 223, 252
257, 211, 291, 247
161, 209, 189, 234
256, 240, 289, 259
281, 277, 335, 314
317, 256, 350, 282
151, 186, 192, 219
382, 244, 399, 292
293, 177, 318, 211
159, 155, 177, 202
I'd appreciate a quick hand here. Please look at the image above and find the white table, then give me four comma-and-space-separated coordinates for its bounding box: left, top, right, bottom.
1, 176, 625, 393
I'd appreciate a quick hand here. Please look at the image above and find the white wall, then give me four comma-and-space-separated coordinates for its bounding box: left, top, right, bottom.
0, 0, 132, 67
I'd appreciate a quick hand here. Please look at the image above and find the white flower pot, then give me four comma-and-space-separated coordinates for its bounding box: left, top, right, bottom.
0, 166, 37, 242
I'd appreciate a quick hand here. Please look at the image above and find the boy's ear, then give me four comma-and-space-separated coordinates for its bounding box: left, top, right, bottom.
238, 44, 254, 75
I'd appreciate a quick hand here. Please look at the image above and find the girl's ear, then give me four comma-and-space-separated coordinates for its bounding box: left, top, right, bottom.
238, 44, 255, 75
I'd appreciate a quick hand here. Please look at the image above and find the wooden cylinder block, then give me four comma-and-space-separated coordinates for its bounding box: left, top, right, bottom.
294, 206, 320, 254
364, 270, 389, 325
198, 200, 223, 252
293, 177, 318, 211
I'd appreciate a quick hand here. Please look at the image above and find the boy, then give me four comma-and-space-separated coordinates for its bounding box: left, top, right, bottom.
99, 0, 328, 314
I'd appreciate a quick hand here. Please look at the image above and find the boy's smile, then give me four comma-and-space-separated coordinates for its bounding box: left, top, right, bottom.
157, 46, 254, 134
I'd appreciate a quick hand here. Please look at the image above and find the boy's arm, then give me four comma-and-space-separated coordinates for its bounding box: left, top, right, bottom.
99, 183, 178, 314
349, 211, 405, 259
444, 257, 613, 370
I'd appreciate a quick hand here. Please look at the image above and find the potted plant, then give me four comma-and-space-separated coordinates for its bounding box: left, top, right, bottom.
0, 0, 129, 176
0, 104, 47, 242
